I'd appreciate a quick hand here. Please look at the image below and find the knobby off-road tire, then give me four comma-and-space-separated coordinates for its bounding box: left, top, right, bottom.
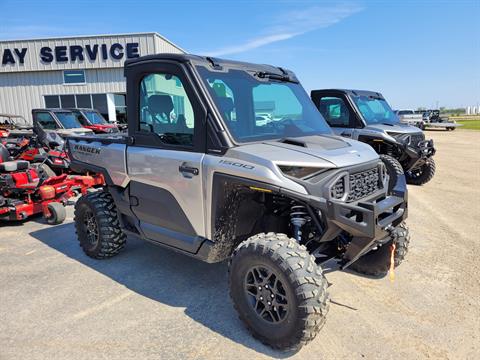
74, 191, 126, 259
379, 154, 404, 194
229, 233, 329, 351
406, 158, 436, 186
348, 222, 410, 277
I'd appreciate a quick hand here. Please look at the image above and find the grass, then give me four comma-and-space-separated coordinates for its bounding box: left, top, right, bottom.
457, 120, 480, 130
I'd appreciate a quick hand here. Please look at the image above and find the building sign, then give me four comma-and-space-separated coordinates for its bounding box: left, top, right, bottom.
1, 42, 140, 66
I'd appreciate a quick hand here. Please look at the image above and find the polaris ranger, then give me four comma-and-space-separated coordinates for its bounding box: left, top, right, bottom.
69, 108, 120, 134
68, 54, 409, 351
311, 89, 436, 185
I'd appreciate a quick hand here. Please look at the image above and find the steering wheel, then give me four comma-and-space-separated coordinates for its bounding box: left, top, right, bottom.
265, 118, 294, 131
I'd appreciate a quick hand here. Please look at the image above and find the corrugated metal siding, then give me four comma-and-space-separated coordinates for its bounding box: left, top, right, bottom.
0, 69, 125, 120
0, 33, 184, 73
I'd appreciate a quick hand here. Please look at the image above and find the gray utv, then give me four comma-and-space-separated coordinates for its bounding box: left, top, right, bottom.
311, 89, 436, 185
67, 54, 409, 351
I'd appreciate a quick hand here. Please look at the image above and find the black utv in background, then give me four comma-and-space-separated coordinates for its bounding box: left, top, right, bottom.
311, 89, 436, 185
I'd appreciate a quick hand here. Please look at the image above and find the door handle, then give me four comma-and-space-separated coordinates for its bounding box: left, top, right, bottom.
179, 164, 199, 176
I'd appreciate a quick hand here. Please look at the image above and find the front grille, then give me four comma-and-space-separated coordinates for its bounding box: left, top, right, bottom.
410, 133, 425, 146
331, 167, 380, 202
348, 168, 380, 201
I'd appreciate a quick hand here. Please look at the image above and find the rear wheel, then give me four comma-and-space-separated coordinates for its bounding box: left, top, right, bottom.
348, 222, 410, 277
406, 158, 436, 185
229, 233, 329, 351
74, 191, 126, 259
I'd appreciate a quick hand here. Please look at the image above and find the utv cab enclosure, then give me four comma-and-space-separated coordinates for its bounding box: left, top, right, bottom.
69, 108, 120, 134
67, 54, 409, 351
32, 109, 93, 143
311, 89, 436, 185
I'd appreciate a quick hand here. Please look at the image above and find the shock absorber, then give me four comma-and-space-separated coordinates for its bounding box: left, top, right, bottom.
290, 204, 309, 242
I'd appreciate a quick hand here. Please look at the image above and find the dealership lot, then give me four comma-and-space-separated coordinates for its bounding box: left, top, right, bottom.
1, 130, 479, 360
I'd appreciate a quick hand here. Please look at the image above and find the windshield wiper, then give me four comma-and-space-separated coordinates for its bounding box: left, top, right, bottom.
254, 71, 298, 83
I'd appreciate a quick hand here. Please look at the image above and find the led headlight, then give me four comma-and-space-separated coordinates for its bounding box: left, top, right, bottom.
387, 132, 412, 145
278, 165, 325, 179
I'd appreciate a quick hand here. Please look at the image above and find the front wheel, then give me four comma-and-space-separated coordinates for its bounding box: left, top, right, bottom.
46, 202, 66, 225
229, 233, 329, 351
379, 154, 404, 194
348, 222, 410, 277
406, 158, 436, 185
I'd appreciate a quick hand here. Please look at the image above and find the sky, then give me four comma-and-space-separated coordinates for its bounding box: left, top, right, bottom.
0, 0, 479, 109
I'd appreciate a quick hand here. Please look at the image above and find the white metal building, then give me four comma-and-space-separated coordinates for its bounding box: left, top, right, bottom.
0, 33, 184, 122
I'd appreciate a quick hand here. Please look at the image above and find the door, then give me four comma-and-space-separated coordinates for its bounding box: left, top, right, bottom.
127, 70, 207, 253
316, 96, 355, 138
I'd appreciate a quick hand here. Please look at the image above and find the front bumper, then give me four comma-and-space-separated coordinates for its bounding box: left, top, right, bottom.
285, 168, 408, 268
405, 139, 435, 170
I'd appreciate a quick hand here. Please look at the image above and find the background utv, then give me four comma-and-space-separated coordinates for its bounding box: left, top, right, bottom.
68, 54, 410, 351
311, 89, 436, 186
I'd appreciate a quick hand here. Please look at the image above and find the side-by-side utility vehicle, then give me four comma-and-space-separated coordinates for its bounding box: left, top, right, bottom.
311, 89, 436, 185
69, 108, 120, 134
67, 54, 409, 351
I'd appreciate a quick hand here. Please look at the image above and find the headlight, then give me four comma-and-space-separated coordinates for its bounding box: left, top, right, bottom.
387, 132, 411, 145
278, 165, 325, 179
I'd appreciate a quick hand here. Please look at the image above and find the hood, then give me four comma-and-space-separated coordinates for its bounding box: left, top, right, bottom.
365, 123, 422, 134
50, 128, 93, 137
228, 135, 379, 169
86, 124, 117, 130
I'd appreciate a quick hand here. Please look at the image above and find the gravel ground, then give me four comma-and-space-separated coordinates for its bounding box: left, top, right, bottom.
1, 129, 479, 360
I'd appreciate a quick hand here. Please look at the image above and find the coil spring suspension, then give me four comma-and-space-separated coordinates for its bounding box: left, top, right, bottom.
290, 204, 309, 242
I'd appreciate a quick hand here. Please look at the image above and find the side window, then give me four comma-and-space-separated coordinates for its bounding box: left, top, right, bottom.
318, 97, 350, 127
35, 112, 58, 130
139, 73, 195, 147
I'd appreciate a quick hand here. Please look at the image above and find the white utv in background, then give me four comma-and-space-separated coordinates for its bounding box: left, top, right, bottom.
67, 54, 409, 351
311, 90, 436, 185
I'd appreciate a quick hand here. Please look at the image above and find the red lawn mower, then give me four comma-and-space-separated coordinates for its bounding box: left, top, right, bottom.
0, 143, 102, 225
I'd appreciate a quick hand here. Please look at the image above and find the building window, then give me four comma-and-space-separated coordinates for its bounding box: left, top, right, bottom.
60, 95, 75, 108
63, 70, 86, 84
114, 94, 127, 124
76, 94, 92, 108
43, 93, 112, 120
92, 94, 109, 120
44, 95, 60, 108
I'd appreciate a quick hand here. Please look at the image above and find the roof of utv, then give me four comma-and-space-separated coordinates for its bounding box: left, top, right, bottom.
32, 108, 74, 113
311, 89, 385, 99
124, 53, 298, 81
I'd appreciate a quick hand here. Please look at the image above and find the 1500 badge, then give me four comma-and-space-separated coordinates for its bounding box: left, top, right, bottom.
219, 159, 255, 169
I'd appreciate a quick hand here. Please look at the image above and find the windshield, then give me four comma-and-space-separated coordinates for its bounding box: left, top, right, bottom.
197, 66, 332, 142
83, 110, 107, 125
352, 96, 399, 125
55, 112, 82, 129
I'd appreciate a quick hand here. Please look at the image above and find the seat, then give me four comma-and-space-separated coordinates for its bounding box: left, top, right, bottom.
148, 94, 174, 122
216, 97, 234, 120
0, 160, 30, 173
